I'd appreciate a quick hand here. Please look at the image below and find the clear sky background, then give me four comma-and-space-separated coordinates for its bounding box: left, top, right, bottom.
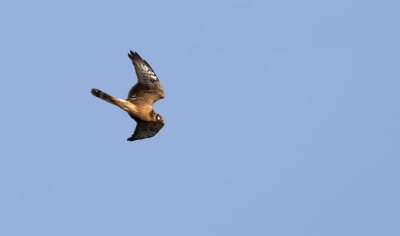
1, 0, 399, 235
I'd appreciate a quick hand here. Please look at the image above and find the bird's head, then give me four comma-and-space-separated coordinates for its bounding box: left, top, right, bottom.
155, 113, 164, 124
150, 110, 164, 124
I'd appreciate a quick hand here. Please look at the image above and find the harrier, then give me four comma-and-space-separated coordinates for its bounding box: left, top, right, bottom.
91, 51, 165, 141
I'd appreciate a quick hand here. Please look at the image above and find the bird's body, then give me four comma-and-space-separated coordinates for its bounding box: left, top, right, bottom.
91, 51, 165, 141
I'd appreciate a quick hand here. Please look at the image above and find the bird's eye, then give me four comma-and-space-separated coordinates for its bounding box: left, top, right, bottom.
157, 115, 161, 120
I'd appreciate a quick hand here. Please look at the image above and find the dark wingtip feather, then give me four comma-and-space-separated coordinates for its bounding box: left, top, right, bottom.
129, 50, 135, 57
129, 50, 142, 59
127, 136, 136, 141
128, 50, 136, 60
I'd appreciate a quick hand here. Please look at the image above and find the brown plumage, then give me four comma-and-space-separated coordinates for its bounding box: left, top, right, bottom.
91, 51, 165, 141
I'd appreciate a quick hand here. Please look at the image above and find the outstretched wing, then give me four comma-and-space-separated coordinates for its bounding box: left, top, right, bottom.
127, 51, 165, 105
127, 121, 165, 141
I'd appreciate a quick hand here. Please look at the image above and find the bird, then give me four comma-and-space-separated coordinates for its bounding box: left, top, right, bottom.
91, 50, 165, 141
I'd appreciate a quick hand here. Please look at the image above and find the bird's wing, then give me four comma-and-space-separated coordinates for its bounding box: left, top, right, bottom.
127, 121, 165, 141
127, 51, 165, 105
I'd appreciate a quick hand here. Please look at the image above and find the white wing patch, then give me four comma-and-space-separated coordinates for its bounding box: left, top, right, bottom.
137, 62, 158, 83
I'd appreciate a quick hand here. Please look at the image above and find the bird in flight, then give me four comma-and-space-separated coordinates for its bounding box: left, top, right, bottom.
91, 51, 165, 141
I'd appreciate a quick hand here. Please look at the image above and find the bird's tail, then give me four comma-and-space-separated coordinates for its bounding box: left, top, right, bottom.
91, 88, 132, 112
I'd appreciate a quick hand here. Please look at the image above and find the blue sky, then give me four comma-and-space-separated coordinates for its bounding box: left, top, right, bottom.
1, 0, 399, 235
